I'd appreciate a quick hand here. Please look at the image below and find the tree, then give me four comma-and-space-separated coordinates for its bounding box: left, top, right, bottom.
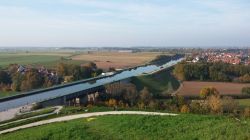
244, 107, 250, 117
106, 99, 117, 107
239, 74, 250, 83
139, 87, 152, 106
222, 96, 238, 113
207, 95, 222, 114
71, 65, 82, 80
56, 63, 68, 77
200, 87, 220, 99
180, 105, 190, 113
84, 62, 97, 70
20, 69, 44, 91
123, 84, 138, 106
242, 87, 250, 95
0, 70, 11, 84
11, 72, 23, 91
173, 63, 186, 80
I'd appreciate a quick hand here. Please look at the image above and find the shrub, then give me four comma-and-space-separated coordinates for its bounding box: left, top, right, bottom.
180, 105, 190, 113
207, 95, 222, 114
241, 87, 250, 95
221, 96, 238, 114
200, 87, 220, 99
244, 107, 250, 117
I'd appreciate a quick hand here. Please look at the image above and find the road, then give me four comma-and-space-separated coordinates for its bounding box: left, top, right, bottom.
0, 111, 178, 134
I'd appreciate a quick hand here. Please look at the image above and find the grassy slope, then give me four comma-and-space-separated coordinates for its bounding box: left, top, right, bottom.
131, 68, 180, 96
1, 114, 249, 140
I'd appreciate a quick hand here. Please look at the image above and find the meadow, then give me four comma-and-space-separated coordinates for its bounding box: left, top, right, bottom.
0, 51, 163, 70
0, 52, 87, 68
178, 81, 250, 96
1, 114, 249, 140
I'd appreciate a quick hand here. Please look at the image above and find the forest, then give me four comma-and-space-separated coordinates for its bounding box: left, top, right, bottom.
174, 61, 250, 82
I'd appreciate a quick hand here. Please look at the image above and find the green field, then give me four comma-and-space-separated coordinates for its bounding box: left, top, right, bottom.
131, 68, 180, 96
0, 91, 18, 98
1, 114, 249, 140
237, 99, 250, 108
0, 53, 87, 68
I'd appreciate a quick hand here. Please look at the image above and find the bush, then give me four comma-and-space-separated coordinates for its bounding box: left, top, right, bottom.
244, 107, 250, 117
241, 87, 250, 95
180, 105, 190, 113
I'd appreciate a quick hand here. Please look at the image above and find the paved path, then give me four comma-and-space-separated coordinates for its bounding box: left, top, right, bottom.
0, 111, 177, 134
0, 106, 62, 127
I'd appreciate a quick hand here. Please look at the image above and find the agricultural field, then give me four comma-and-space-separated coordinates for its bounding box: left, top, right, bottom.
0, 51, 163, 70
237, 99, 250, 108
1, 114, 249, 140
131, 69, 180, 96
0, 91, 18, 98
178, 81, 250, 96
0, 52, 87, 68
71, 52, 163, 70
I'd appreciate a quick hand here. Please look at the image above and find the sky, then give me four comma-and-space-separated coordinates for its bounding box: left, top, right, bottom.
0, 0, 250, 47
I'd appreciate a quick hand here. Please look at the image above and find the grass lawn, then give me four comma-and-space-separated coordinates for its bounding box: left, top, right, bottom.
1, 114, 249, 140
131, 68, 180, 96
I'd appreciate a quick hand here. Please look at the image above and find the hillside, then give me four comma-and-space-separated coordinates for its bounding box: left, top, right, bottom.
1, 114, 249, 140
131, 68, 180, 97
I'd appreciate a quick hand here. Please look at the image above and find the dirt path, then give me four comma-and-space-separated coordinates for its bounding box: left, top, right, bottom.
0, 111, 177, 134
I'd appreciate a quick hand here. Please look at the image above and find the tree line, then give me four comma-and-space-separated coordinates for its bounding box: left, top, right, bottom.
174, 61, 250, 82
89, 82, 250, 117
0, 62, 103, 92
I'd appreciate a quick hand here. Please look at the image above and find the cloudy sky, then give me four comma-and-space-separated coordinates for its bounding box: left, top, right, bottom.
0, 0, 250, 47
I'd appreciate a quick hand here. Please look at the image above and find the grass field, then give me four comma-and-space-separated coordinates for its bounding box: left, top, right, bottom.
1, 114, 249, 140
178, 81, 250, 96
0, 51, 163, 70
131, 69, 180, 96
0, 52, 87, 68
72, 52, 163, 70
0, 91, 18, 98
237, 99, 250, 107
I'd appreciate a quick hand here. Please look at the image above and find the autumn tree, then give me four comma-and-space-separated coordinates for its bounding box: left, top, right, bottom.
221, 96, 238, 114
11, 72, 24, 91
122, 84, 138, 106
139, 87, 152, 106
180, 105, 190, 113
200, 87, 220, 99
207, 95, 222, 114
20, 69, 44, 91
242, 87, 250, 95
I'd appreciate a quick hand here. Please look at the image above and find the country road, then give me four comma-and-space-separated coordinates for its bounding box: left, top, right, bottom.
0, 111, 178, 134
